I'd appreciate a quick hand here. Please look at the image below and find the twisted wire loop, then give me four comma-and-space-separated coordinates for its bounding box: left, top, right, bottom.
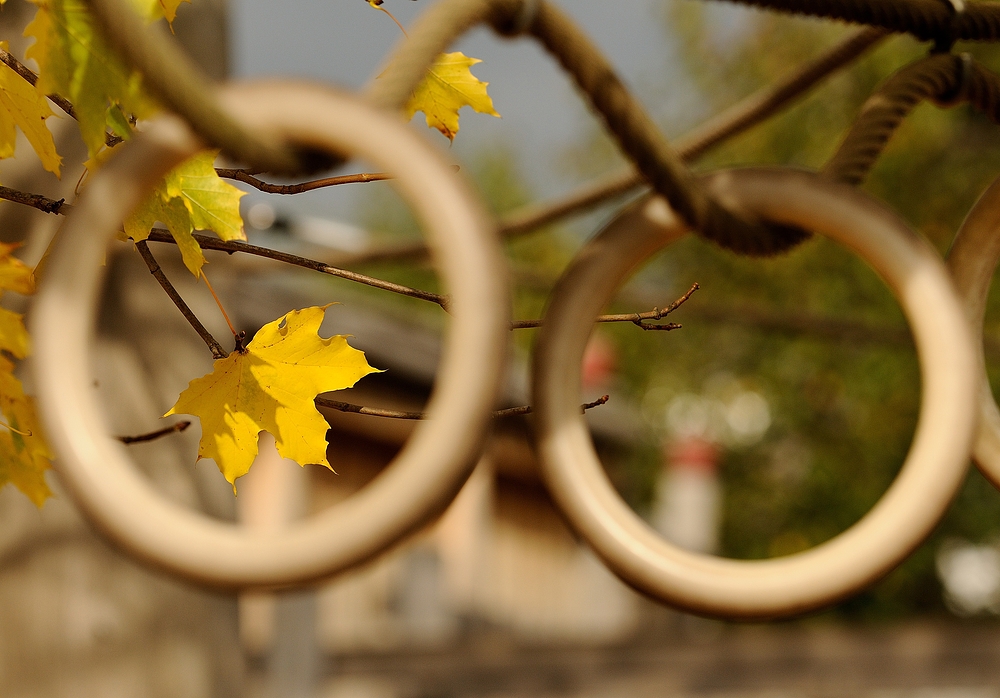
83, 0, 325, 175
368, 0, 808, 256
824, 53, 1000, 185
697, 0, 1000, 43
532, 169, 979, 618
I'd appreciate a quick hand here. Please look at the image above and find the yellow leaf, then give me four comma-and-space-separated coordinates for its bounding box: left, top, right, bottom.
0, 359, 52, 507
405, 51, 499, 141
161, 0, 191, 24
0, 243, 36, 295
166, 306, 379, 487
0, 42, 61, 176
125, 150, 246, 276
0, 307, 29, 359
0, 431, 52, 506
24, 0, 158, 157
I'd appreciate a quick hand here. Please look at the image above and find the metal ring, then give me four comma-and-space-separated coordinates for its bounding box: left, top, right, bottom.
30, 81, 510, 588
946, 176, 1000, 489
532, 168, 977, 619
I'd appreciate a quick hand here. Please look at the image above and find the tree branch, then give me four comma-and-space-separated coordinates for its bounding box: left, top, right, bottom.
118, 421, 191, 444
511, 283, 699, 330
144, 229, 450, 309
0, 47, 124, 148
215, 168, 393, 194
0, 182, 691, 333
134, 241, 228, 359
0, 185, 70, 214
316, 394, 610, 420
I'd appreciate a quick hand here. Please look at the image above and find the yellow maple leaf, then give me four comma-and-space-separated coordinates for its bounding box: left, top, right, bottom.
0, 430, 51, 506
405, 51, 499, 141
166, 305, 379, 488
0, 42, 61, 176
124, 150, 246, 276
0, 357, 52, 506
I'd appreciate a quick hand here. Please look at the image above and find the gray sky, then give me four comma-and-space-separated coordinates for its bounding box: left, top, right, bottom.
229, 0, 692, 219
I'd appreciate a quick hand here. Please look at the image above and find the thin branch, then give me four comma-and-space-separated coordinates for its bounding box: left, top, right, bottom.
511, 283, 699, 330
145, 229, 450, 309
0, 47, 124, 148
317, 394, 610, 421
0, 185, 70, 214
134, 241, 228, 359
493, 394, 610, 418
118, 421, 191, 444
215, 168, 393, 194
0, 181, 687, 332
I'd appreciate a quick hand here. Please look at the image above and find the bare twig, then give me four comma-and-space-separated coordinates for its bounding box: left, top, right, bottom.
134, 241, 228, 359
118, 421, 191, 444
512, 283, 699, 330
0, 185, 70, 214
493, 394, 610, 418
317, 394, 610, 420
216, 168, 393, 194
144, 229, 450, 309
0, 47, 124, 148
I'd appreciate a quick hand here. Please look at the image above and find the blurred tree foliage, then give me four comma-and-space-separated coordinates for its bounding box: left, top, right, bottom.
607, 2, 1000, 619
358, 1, 1000, 619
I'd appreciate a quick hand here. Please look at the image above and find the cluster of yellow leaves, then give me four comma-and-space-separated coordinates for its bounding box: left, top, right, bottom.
0, 0, 496, 499
0, 41, 60, 176
123, 150, 246, 276
24, 0, 189, 158
166, 306, 378, 488
0, 245, 51, 507
405, 52, 500, 141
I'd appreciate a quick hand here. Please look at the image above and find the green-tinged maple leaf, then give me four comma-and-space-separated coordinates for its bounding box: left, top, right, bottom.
0, 357, 52, 506
405, 51, 499, 141
0, 431, 51, 506
124, 150, 246, 276
0, 42, 61, 176
23, 0, 171, 157
166, 306, 379, 488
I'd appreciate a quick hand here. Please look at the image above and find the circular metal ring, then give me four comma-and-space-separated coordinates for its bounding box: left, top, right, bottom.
946, 176, 1000, 489
31, 82, 510, 588
532, 167, 977, 619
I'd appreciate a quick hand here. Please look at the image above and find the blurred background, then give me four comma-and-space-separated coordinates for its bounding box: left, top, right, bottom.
3, 0, 1000, 696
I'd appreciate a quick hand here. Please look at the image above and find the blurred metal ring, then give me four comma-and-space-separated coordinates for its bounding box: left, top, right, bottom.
532, 168, 977, 619
946, 176, 1000, 489
31, 81, 510, 588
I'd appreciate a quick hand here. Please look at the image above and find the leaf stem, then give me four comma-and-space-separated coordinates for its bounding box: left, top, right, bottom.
0, 419, 32, 437
369, 1, 409, 37
201, 270, 238, 339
